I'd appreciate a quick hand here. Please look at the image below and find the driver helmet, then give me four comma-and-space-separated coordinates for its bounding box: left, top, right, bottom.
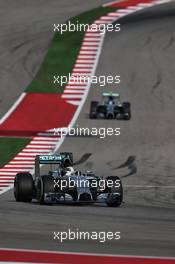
108, 96, 114, 104
65, 166, 75, 176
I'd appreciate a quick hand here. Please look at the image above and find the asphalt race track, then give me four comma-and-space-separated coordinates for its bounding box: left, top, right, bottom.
0, 0, 175, 258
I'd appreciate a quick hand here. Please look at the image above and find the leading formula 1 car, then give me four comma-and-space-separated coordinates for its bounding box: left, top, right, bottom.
14, 153, 123, 207
89, 92, 131, 120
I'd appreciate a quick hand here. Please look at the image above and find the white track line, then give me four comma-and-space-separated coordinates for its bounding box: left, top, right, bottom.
0, 93, 26, 125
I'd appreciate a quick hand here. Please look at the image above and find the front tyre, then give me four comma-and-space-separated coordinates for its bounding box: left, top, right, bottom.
105, 176, 123, 207
36, 175, 54, 204
123, 102, 131, 120
14, 173, 33, 202
89, 101, 98, 119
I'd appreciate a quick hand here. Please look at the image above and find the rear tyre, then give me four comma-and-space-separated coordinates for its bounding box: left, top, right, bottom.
89, 101, 98, 119
105, 176, 123, 207
123, 102, 131, 120
37, 175, 54, 204
98, 105, 107, 117
14, 173, 33, 202
127, 111, 131, 120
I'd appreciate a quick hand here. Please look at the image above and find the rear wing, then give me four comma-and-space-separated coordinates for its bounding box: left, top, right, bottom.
102, 92, 120, 98
34, 153, 73, 179
36, 155, 63, 164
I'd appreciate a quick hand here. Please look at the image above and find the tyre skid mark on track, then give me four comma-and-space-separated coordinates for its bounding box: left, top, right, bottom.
73, 153, 92, 166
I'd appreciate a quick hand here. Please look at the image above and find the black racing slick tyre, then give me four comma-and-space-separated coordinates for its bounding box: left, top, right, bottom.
105, 176, 123, 207
14, 173, 33, 202
37, 175, 54, 204
123, 102, 131, 120
98, 105, 107, 116
89, 101, 98, 119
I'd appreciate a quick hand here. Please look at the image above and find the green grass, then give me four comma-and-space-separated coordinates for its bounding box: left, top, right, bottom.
26, 6, 117, 94
0, 138, 31, 168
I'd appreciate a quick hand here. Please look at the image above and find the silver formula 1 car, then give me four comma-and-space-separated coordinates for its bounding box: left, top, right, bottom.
89, 92, 131, 120
14, 154, 123, 207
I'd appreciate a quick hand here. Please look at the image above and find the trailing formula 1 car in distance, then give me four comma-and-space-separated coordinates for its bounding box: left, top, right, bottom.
89, 92, 131, 120
14, 154, 123, 207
